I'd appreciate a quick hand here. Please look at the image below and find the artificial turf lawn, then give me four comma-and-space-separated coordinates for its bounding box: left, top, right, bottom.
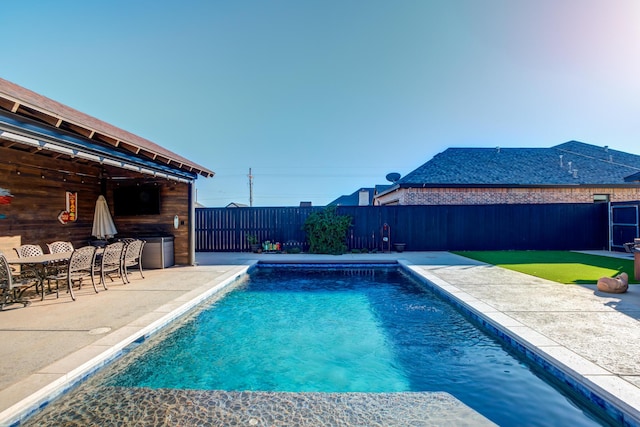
451, 250, 637, 284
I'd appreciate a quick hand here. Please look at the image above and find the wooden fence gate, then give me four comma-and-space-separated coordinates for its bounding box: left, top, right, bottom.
609, 202, 640, 251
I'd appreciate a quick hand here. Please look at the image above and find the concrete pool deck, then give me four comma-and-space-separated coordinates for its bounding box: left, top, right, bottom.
0, 251, 639, 425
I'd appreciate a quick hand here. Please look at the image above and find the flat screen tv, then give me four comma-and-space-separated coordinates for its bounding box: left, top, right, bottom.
113, 185, 161, 216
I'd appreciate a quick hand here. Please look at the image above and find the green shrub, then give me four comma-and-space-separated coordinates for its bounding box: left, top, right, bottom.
303, 206, 351, 255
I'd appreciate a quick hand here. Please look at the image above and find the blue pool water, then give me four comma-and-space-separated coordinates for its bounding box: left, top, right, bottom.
105, 266, 612, 426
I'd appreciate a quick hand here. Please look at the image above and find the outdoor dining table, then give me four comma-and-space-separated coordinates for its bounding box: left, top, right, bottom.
6, 252, 73, 300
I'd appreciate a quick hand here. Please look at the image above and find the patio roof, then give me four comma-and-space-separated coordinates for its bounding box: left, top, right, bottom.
0, 78, 214, 180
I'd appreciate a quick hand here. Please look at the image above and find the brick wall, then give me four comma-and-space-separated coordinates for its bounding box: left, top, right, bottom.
375, 186, 640, 205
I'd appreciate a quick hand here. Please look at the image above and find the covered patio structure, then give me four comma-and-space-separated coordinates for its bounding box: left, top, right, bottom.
0, 78, 214, 266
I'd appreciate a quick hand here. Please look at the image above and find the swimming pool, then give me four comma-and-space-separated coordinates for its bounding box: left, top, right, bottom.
22, 263, 616, 426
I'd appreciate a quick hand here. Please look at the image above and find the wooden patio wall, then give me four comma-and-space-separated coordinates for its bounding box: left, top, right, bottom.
0, 147, 192, 264
196, 203, 609, 252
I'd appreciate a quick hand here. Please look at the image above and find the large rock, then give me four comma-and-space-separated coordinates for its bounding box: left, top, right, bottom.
597, 272, 629, 294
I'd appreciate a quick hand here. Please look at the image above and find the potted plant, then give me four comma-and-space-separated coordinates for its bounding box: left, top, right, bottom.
393, 242, 406, 252
246, 234, 260, 253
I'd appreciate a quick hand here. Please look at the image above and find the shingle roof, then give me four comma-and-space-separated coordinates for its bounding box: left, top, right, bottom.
328, 188, 375, 206
398, 141, 640, 186
625, 172, 640, 183
0, 78, 214, 178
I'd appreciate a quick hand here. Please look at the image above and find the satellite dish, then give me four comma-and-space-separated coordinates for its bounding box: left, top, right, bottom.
385, 172, 401, 183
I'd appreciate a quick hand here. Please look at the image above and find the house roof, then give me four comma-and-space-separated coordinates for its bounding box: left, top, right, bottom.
328, 188, 375, 206
375, 184, 393, 194
395, 141, 640, 188
0, 78, 214, 179
625, 172, 640, 183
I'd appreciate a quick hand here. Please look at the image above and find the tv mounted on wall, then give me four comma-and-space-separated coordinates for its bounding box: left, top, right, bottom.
113, 185, 161, 216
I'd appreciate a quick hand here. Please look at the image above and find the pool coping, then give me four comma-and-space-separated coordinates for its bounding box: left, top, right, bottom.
398, 260, 640, 426
0, 265, 254, 427
2, 255, 639, 426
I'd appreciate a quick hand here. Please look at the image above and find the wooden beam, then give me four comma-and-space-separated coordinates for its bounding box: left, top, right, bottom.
60, 121, 93, 138
93, 133, 119, 147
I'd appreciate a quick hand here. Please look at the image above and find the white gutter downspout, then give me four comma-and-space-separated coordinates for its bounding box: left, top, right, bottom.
189, 181, 196, 266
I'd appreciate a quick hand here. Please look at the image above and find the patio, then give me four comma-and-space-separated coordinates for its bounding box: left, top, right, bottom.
1, 251, 640, 425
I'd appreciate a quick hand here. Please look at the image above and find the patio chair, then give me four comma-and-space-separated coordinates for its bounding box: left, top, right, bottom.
45, 242, 75, 289
0, 252, 35, 310
48, 245, 98, 301
47, 241, 74, 254
13, 244, 44, 258
12, 244, 48, 294
95, 241, 126, 289
122, 239, 145, 283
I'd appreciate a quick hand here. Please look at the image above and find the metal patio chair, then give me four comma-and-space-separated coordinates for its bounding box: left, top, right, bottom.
14, 244, 44, 258
48, 245, 98, 301
95, 241, 126, 290
0, 252, 35, 310
45, 241, 75, 288
12, 244, 48, 294
122, 239, 145, 283
47, 241, 74, 254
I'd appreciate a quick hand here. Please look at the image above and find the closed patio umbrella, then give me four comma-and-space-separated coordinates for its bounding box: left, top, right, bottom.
92, 195, 118, 239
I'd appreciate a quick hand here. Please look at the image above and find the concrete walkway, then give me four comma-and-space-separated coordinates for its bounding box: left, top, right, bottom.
0, 251, 639, 425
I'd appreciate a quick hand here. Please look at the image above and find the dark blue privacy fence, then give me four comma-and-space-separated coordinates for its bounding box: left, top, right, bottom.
195, 203, 609, 252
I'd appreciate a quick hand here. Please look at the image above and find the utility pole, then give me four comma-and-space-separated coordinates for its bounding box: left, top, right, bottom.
248, 167, 254, 207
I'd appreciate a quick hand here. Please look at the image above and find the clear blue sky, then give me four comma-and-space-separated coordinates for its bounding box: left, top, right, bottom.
2, 1, 640, 206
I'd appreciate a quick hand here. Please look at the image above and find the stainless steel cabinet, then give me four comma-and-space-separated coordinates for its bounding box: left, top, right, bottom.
141, 236, 174, 269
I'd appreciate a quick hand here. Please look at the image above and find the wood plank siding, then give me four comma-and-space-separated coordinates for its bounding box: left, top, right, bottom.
0, 147, 192, 264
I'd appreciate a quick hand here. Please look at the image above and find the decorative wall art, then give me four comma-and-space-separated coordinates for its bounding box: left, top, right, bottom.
58, 191, 78, 224
0, 188, 12, 219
